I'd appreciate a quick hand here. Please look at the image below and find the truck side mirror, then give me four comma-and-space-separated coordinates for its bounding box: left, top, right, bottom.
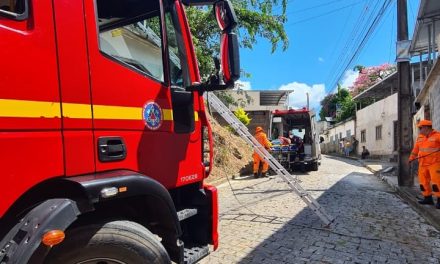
185, 0, 240, 92
214, 0, 237, 32
220, 32, 240, 85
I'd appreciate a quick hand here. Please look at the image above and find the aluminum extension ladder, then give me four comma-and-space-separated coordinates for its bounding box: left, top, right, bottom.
206, 92, 334, 226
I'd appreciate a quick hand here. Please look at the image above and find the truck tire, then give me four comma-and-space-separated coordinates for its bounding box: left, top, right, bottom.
45, 220, 171, 264
311, 162, 319, 171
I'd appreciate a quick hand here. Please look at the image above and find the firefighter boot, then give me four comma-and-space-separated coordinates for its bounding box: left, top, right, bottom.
254, 173, 259, 178
418, 196, 434, 205
261, 172, 267, 177
436, 198, 440, 209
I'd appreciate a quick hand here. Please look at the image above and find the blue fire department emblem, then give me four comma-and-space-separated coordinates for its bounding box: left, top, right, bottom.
143, 102, 163, 130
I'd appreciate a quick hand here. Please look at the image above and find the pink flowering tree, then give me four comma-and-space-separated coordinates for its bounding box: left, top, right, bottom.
350, 64, 397, 96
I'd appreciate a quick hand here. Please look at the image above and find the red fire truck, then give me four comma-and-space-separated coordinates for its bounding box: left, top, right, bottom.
0, 0, 239, 263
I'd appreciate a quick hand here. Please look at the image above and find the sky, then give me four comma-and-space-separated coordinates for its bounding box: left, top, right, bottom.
236, 0, 420, 113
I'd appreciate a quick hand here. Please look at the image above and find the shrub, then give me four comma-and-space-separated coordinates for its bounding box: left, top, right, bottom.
234, 108, 251, 125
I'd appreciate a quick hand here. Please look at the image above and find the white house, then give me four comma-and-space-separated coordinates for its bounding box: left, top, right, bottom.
320, 118, 356, 154
352, 71, 399, 160
356, 93, 398, 158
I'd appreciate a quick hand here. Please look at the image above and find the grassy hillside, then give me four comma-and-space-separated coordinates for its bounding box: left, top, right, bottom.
206, 113, 253, 184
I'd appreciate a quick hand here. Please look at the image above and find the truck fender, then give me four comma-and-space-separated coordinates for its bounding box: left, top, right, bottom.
65, 170, 181, 236
0, 199, 80, 264
65, 170, 183, 259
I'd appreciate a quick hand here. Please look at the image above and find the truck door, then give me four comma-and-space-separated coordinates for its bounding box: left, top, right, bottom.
0, 0, 64, 216
83, 0, 201, 187
53, 0, 95, 176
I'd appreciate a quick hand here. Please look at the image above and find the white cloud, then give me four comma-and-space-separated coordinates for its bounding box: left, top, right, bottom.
340, 69, 359, 89
234, 80, 252, 90
318, 57, 325, 63
278, 82, 326, 111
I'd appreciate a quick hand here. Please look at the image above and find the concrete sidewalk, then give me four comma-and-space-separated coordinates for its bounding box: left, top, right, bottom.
329, 153, 440, 231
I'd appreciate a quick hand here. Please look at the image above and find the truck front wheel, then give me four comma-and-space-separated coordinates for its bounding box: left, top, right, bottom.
45, 220, 170, 264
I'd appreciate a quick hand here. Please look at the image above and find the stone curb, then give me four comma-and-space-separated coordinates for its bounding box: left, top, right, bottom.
327, 153, 440, 231
382, 176, 440, 231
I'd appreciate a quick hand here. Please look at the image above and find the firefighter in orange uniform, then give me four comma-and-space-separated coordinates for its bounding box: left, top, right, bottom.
409, 120, 440, 208
253, 126, 272, 178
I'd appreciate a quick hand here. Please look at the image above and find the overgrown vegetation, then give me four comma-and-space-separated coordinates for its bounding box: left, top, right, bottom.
207, 113, 253, 183
185, 0, 289, 79
319, 85, 355, 122
320, 63, 396, 122
351, 64, 396, 96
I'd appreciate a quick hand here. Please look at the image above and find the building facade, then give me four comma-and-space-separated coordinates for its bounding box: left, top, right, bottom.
212, 90, 291, 135
320, 119, 355, 154
356, 93, 398, 158
410, 0, 440, 132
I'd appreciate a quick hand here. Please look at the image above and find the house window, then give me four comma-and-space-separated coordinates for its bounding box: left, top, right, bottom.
330, 136, 334, 143
376, 125, 382, 140
346, 129, 351, 138
361, 130, 366, 143
339, 132, 342, 140
335, 134, 339, 142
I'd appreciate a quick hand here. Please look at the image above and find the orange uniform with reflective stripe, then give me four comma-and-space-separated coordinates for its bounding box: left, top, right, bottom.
409, 130, 440, 166
409, 130, 440, 197
253, 131, 272, 174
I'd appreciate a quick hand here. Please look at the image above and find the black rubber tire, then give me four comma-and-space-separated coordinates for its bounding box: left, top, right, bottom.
45, 220, 171, 264
311, 162, 319, 171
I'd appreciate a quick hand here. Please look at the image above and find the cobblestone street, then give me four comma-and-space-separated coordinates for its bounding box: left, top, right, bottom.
201, 155, 440, 264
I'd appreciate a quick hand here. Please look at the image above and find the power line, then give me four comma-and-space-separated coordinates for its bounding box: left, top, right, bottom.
286, 1, 364, 26
327, 0, 393, 92
388, 2, 396, 63
288, 0, 348, 14
325, 0, 379, 89
356, 0, 395, 63
329, 0, 390, 91
330, 0, 385, 90
326, 3, 355, 74
331, 0, 381, 87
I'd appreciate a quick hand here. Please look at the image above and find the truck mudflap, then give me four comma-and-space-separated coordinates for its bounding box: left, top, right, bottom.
0, 199, 80, 264
203, 184, 218, 250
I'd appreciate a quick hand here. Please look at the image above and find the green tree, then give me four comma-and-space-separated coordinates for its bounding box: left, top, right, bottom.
319, 93, 337, 121
185, 0, 289, 79
214, 88, 253, 108
319, 84, 355, 122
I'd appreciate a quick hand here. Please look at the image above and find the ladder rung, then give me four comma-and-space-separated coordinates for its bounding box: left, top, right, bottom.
207, 92, 333, 226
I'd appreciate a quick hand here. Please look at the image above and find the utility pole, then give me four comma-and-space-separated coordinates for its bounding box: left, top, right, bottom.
306, 92, 310, 110
397, 0, 413, 187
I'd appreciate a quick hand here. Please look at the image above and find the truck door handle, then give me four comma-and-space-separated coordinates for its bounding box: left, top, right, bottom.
98, 137, 126, 162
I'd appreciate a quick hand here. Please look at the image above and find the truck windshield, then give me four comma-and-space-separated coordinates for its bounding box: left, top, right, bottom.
96, 0, 186, 86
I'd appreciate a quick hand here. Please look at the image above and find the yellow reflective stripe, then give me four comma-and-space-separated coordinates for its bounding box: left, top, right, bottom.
63, 103, 92, 119
419, 147, 440, 152
0, 99, 61, 118
93, 105, 174, 121
163, 109, 173, 121
194, 111, 199, 121
0, 99, 174, 121
93, 105, 142, 120
410, 152, 418, 156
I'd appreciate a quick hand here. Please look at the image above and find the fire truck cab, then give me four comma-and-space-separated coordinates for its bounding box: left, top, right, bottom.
0, 0, 239, 263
